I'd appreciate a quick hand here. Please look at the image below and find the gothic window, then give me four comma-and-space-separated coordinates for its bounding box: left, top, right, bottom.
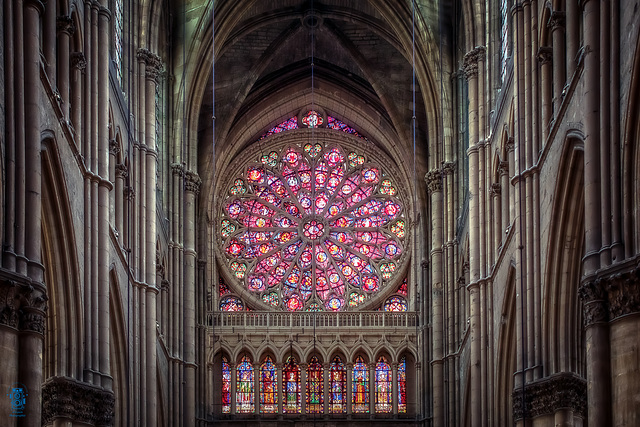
220, 142, 406, 311
375, 356, 392, 413
500, 0, 510, 83
398, 356, 407, 413
222, 357, 231, 413
383, 295, 408, 312
236, 355, 254, 413
329, 356, 347, 413
261, 117, 298, 139
327, 116, 365, 139
113, 0, 124, 85
352, 356, 369, 413
260, 356, 278, 413
302, 110, 323, 128
306, 356, 323, 413
219, 278, 230, 297
398, 277, 408, 295
283, 356, 301, 413
219, 296, 244, 312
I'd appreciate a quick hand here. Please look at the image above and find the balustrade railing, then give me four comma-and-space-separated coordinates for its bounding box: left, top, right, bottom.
206, 311, 419, 329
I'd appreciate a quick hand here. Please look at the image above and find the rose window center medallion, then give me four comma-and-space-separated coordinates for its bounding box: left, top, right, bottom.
220, 141, 407, 312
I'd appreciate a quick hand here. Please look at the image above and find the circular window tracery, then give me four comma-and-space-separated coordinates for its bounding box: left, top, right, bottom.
219, 141, 407, 311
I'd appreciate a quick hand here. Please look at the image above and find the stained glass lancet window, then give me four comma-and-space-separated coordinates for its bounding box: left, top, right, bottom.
352, 356, 369, 413
260, 356, 277, 413
236, 355, 254, 413
283, 356, 301, 413
398, 356, 407, 413
220, 144, 406, 311
329, 356, 346, 413
306, 356, 323, 413
222, 357, 231, 413
375, 356, 392, 413
500, 0, 510, 83
113, 0, 124, 85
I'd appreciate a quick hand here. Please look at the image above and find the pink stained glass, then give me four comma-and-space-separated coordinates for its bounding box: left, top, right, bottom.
327, 116, 366, 139
260, 116, 298, 139
302, 110, 324, 128
219, 278, 230, 297
306, 356, 324, 413
383, 295, 407, 312
398, 277, 408, 296
221, 145, 406, 310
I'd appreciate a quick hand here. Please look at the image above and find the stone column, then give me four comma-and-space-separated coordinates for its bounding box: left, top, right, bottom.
578, 279, 610, 425
499, 161, 510, 241
491, 183, 501, 258
392, 362, 398, 415
599, 0, 612, 267
115, 164, 127, 239
566, 0, 579, 76
300, 363, 307, 414
463, 46, 484, 427
277, 363, 283, 414
426, 169, 444, 426
230, 363, 237, 414
253, 363, 260, 414
549, 11, 566, 115
537, 47, 553, 142
56, 15, 74, 119
42, 0, 56, 79
369, 363, 375, 414
323, 362, 330, 414
70, 53, 86, 145
184, 171, 201, 423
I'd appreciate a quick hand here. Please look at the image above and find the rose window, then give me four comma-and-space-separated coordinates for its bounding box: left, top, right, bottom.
219, 142, 406, 311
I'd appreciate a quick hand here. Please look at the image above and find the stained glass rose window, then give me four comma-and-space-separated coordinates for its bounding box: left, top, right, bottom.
219, 140, 407, 311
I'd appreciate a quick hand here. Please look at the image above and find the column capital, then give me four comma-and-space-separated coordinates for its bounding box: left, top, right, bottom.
0, 274, 48, 333
56, 15, 76, 35
137, 48, 164, 84
512, 373, 586, 421
548, 11, 566, 30
109, 139, 120, 156
537, 46, 553, 65
115, 163, 128, 178
70, 52, 87, 72
506, 137, 515, 152
42, 376, 115, 426
602, 265, 640, 321
442, 161, 456, 176
425, 169, 443, 194
490, 182, 501, 197
462, 46, 486, 80
171, 162, 185, 177
185, 171, 202, 195
498, 161, 509, 176
578, 279, 608, 326
25, 0, 45, 14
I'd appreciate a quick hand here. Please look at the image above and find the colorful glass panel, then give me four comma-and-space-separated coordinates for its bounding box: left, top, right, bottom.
220, 145, 406, 311
283, 356, 301, 413
306, 356, 323, 413
114, 0, 123, 85
398, 277, 408, 296
383, 296, 407, 312
398, 356, 407, 413
219, 278, 230, 297
236, 355, 254, 413
220, 296, 244, 312
302, 110, 323, 128
222, 357, 231, 413
329, 356, 346, 413
260, 356, 277, 413
260, 117, 298, 139
327, 116, 365, 139
375, 356, 392, 413
352, 356, 369, 413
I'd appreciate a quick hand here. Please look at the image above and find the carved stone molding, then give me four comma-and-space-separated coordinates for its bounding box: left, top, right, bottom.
124, 186, 135, 201
498, 160, 509, 176
490, 182, 501, 197
137, 48, 163, 84
537, 46, 553, 65
513, 373, 587, 421
109, 139, 120, 156
0, 273, 47, 333
425, 169, 443, 194
548, 11, 566, 30
171, 162, 185, 177
462, 46, 486, 80
578, 279, 608, 326
506, 137, 515, 152
115, 163, 128, 179
56, 15, 75, 35
185, 171, 202, 195
42, 376, 115, 426
603, 266, 640, 321
70, 52, 87, 72
442, 161, 456, 176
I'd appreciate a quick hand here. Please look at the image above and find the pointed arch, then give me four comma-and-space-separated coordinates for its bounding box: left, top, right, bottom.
495, 264, 517, 426
109, 268, 128, 426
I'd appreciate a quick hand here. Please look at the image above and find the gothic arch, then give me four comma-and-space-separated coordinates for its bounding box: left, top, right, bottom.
41, 137, 84, 380
495, 264, 516, 426
542, 133, 585, 375
109, 268, 128, 427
